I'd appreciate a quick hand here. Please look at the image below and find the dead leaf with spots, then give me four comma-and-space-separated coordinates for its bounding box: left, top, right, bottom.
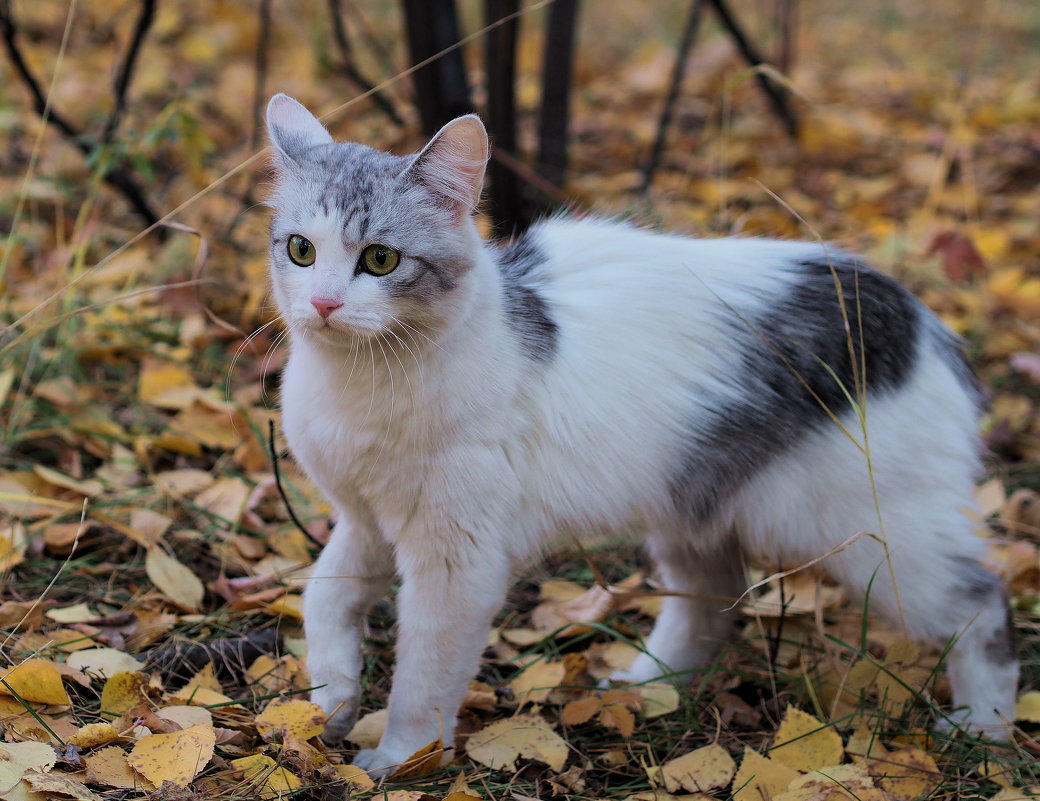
146, 546, 204, 611
230, 753, 303, 800
648, 744, 736, 794
769, 706, 843, 772
127, 723, 216, 787
84, 745, 157, 790
255, 696, 325, 740
869, 747, 941, 800
0, 659, 71, 705
100, 671, 153, 718
465, 713, 569, 772
731, 747, 801, 801
68, 722, 121, 748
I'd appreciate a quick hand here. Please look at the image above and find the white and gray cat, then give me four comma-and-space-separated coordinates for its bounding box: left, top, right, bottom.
264, 93, 1017, 775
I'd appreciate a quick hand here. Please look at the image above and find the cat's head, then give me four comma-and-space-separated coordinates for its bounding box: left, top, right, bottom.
265, 94, 488, 346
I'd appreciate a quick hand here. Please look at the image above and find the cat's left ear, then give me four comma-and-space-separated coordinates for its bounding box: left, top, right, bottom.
266, 93, 334, 165
404, 115, 489, 218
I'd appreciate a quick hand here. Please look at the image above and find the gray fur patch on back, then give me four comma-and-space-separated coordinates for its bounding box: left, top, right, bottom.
495, 232, 558, 362
986, 604, 1017, 665
670, 256, 924, 522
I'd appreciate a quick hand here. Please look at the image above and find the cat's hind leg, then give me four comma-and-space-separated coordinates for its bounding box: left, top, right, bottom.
614, 532, 746, 684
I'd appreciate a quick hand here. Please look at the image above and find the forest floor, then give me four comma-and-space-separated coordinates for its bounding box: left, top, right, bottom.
2, 0, 1040, 799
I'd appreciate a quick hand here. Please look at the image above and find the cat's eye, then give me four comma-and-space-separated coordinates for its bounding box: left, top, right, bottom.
360, 244, 400, 276
287, 235, 316, 266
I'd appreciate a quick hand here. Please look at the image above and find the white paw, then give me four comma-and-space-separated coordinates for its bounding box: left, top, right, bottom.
351, 745, 411, 780
933, 710, 1013, 743
311, 683, 361, 743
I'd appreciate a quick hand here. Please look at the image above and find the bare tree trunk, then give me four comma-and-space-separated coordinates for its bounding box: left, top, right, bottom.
484, 0, 525, 235
537, 0, 579, 188
401, 0, 471, 135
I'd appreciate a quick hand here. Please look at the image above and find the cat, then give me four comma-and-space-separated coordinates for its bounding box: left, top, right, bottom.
264, 93, 1018, 776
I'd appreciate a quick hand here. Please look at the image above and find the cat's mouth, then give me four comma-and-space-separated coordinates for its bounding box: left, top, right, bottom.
303, 315, 383, 342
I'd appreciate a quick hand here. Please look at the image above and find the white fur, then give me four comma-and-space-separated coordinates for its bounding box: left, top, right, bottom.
267, 110, 1017, 775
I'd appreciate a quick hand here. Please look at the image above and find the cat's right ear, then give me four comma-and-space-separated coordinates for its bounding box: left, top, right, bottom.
403, 115, 489, 220
266, 94, 334, 165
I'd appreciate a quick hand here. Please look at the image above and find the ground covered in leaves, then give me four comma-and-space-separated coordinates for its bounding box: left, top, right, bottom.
2, 0, 1040, 799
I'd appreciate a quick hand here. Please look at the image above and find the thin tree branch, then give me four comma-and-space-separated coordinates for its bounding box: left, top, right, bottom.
0, 0, 161, 226
249, 0, 272, 153
641, 0, 705, 193
706, 0, 799, 138
102, 0, 157, 145
328, 0, 404, 125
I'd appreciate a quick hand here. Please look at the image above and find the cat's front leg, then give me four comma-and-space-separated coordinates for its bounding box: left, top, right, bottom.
305, 516, 394, 742
351, 543, 512, 778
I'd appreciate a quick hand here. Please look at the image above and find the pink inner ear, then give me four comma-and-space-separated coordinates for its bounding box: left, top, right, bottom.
411, 116, 489, 213
267, 94, 333, 157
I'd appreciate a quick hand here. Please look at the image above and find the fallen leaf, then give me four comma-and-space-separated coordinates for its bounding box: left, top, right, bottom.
66, 647, 144, 678
0, 659, 71, 705
769, 706, 843, 772
389, 739, 444, 780
650, 744, 736, 794
127, 723, 216, 788
777, 763, 887, 801
100, 671, 152, 717
23, 771, 101, 801
1015, 690, 1040, 723
870, 747, 941, 800
509, 660, 567, 705
45, 603, 96, 624
138, 357, 200, 410
633, 682, 680, 719
465, 713, 568, 772
333, 763, 376, 791
68, 722, 122, 748
0, 742, 57, 792
230, 753, 303, 800
731, 747, 801, 801
346, 709, 387, 749
146, 546, 204, 611
255, 697, 325, 740
84, 745, 157, 790
194, 476, 250, 525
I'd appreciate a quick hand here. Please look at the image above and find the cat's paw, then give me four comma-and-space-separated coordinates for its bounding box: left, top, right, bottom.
933, 711, 1013, 743
311, 685, 361, 744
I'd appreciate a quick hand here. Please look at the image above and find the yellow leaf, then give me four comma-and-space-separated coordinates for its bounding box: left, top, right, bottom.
990, 788, 1040, 801
346, 709, 387, 749
266, 593, 304, 620
100, 671, 151, 717
777, 763, 887, 801
1015, 691, 1040, 723
155, 469, 214, 496
127, 723, 216, 788
0, 742, 57, 792
599, 703, 635, 737
0, 659, 71, 705
465, 713, 569, 772
231, 753, 303, 800
138, 357, 200, 410
731, 747, 801, 801
84, 745, 156, 790
633, 682, 680, 719
0, 523, 27, 570
146, 546, 204, 611
769, 706, 843, 772
561, 695, 601, 726
870, 747, 941, 800
193, 476, 250, 524
66, 648, 144, 679
845, 720, 888, 762
509, 660, 567, 705
255, 697, 325, 740
68, 722, 122, 748
389, 739, 445, 780
23, 771, 102, 801
32, 465, 103, 497
155, 704, 213, 730
170, 684, 234, 707
333, 763, 376, 790
45, 602, 96, 623
129, 508, 172, 546
651, 744, 736, 793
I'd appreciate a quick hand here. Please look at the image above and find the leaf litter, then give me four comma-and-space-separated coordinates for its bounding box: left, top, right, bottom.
1, 0, 1040, 799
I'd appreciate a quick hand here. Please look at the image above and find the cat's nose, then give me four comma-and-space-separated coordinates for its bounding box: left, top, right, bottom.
311, 297, 343, 319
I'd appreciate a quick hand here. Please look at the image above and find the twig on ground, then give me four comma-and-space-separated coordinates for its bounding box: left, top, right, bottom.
145, 630, 282, 683
102, 0, 157, 145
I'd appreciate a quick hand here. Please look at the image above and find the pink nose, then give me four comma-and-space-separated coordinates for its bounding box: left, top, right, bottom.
311, 298, 343, 319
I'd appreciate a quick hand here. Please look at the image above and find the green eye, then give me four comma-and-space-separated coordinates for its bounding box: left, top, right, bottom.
287, 235, 316, 266
360, 244, 400, 276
